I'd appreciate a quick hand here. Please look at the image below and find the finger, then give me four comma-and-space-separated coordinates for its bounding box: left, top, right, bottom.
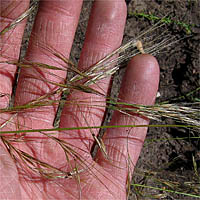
0, 0, 30, 108
60, 0, 127, 153
96, 54, 160, 183
15, 0, 83, 128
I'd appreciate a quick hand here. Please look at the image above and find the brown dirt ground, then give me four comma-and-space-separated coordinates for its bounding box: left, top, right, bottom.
125, 1, 200, 199
22, 0, 200, 199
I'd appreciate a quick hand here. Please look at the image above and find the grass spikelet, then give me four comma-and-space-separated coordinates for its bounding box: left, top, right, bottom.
0, 2, 37, 36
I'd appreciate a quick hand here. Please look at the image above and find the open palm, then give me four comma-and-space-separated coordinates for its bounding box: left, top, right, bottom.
0, 0, 159, 199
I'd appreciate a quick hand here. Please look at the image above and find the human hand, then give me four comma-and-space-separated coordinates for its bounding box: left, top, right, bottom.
0, 0, 159, 199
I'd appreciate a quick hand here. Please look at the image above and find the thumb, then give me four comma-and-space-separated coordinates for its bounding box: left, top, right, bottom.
96, 54, 160, 183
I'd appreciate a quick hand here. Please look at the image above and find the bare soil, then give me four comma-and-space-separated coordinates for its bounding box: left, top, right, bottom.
125, 1, 200, 199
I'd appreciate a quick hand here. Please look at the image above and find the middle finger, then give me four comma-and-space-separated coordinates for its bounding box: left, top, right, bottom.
60, 0, 127, 153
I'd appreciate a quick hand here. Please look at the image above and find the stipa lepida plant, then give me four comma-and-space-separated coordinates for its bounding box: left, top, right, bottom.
0, 1, 199, 199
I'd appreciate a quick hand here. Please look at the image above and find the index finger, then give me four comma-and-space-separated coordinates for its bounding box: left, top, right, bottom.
97, 54, 160, 183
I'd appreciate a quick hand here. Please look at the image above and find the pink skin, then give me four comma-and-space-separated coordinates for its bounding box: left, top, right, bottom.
0, 0, 159, 199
